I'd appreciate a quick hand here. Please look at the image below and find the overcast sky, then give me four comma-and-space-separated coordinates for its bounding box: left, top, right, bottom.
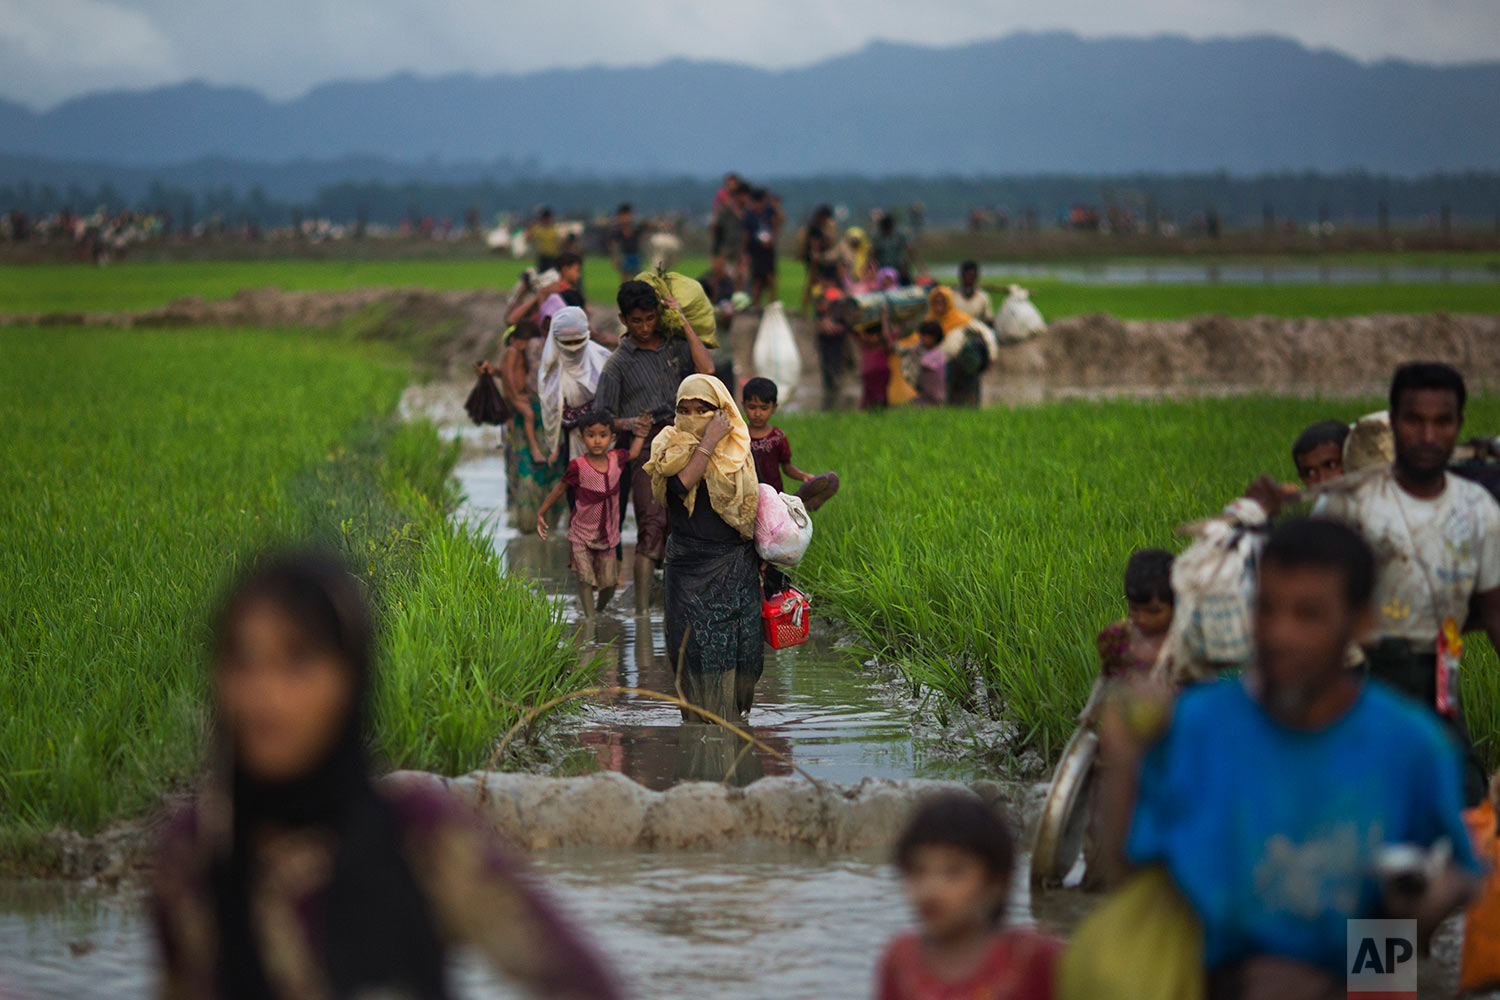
3, 0, 1497, 110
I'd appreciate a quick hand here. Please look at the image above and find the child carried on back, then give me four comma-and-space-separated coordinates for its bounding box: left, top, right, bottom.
537, 409, 651, 618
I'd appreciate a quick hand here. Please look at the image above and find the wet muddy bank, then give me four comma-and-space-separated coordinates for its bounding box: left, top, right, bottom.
394, 770, 1043, 852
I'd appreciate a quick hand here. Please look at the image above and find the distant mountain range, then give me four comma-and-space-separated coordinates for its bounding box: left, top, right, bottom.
2, 32, 1498, 176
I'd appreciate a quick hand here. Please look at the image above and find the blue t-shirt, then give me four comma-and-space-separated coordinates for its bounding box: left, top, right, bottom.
1127, 677, 1479, 975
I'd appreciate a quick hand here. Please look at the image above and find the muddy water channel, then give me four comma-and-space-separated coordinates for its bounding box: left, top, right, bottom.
456, 452, 960, 788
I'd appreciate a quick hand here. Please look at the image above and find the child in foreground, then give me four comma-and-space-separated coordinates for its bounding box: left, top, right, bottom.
537, 409, 652, 617
742, 377, 841, 512
1095, 548, 1175, 680
877, 794, 1059, 1000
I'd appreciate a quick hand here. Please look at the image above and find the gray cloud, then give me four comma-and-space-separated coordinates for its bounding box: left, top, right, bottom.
3, 0, 1498, 110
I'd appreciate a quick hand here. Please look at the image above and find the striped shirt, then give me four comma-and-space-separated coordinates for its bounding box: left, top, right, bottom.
593, 336, 696, 426
561, 450, 628, 550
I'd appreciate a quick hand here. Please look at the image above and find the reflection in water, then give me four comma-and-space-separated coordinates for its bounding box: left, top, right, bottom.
491, 501, 955, 792
0, 847, 1052, 1000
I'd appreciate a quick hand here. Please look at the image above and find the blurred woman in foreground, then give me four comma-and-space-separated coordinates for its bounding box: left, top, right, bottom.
150, 550, 620, 1000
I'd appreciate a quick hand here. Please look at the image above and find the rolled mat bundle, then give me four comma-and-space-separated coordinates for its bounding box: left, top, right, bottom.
834, 286, 930, 331
464, 372, 513, 425
635, 268, 719, 348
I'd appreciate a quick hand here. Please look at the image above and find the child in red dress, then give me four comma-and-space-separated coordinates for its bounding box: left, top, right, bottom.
537, 410, 650, 617
876, 795, 1059, 1000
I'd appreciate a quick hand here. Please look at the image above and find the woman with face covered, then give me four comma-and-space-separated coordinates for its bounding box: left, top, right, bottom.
643, 374, 763, 723
149, 551, 621, 1000
538, 305, 612, 465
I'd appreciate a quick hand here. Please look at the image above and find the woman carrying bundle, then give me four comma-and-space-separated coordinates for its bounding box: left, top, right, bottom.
644, 374, 763, 723
923, 285, 998, 408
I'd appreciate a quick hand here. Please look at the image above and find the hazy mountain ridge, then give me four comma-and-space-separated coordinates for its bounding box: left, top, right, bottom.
2, 32, 1497, 175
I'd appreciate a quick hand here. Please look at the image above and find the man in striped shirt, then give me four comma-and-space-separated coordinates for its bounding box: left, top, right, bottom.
594, 279, 714, 611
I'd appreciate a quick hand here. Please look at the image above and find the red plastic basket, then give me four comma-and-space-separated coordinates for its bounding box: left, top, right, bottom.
762, 587, 811, 649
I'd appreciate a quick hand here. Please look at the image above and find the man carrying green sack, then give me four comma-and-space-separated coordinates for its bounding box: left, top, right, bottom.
1065, 519, 1480, 999
635, 269, 719, 349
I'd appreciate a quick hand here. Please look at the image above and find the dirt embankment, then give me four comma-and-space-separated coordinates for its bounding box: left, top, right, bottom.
8, 285, 1499, 399
988, 311, 1500, 403
0, 286, 517, 379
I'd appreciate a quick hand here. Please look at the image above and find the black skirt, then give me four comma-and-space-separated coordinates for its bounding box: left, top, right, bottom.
664, 533, 764, 722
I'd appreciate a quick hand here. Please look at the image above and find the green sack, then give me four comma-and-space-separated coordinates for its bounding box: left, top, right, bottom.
635, 269, 719, 348
1057, 867, 1205, 1000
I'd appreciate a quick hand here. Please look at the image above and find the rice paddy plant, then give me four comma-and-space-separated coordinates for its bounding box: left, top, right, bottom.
780, 397, 1500, 768
0, 324, 585, 841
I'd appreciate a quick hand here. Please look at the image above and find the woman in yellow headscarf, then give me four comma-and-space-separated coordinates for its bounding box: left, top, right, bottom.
643, 374, 764, 723
920, 285, 997, 407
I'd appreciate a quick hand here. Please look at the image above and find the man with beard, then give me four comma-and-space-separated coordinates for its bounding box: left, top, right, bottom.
1097, 519, 1478, 998
1257, 363, 1500, 803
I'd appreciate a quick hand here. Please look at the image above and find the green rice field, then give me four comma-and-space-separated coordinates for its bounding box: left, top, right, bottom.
781, 399, 1500, 770
3, 254, 1499, 319
0, 325, 585, 846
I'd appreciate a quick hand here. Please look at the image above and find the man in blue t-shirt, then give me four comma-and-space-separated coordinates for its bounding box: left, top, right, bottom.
1100, 519, 1481, 995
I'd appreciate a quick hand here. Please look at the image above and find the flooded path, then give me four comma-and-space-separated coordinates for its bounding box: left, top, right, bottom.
453, 449, 969, 790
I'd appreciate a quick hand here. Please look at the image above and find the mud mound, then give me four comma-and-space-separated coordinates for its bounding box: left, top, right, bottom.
388, 770, 1041, 851
0, 285, 546, 379
11, 288, 1497, 400
994, 311, 1500, 401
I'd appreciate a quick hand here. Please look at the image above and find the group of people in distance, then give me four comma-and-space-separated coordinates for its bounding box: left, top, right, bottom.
479, 275, 838, 725
706, 173, 787, 309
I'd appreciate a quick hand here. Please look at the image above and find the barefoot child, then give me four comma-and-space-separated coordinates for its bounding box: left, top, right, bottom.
876, 794, 1059, 1000
536, 410, 652, 618
741, 377, 840, 512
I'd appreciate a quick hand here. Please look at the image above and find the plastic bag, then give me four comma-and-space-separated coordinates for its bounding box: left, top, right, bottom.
1461, 800, 1500, 992
464, 372, 512, 425
1058, 867, 1205, 1000
1344, 410, 1394, 474
751, 302, 802, 402
1153, 498, 1267, 685
646, 231, 682, 271
754, 484, 813, 567
996, 285, 1046, 343
635, 268, 718, 348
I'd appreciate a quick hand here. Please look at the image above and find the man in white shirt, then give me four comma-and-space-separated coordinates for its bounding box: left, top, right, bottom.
1257, 362, 1500, 802
950, 260, 994, 326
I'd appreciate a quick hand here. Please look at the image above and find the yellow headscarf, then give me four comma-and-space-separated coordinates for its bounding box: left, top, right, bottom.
644, 374, 760, 538
925, 285, 973, 335
844, 226, 870, 277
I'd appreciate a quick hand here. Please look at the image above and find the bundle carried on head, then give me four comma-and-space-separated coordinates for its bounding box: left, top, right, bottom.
634, 267, 719, 348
